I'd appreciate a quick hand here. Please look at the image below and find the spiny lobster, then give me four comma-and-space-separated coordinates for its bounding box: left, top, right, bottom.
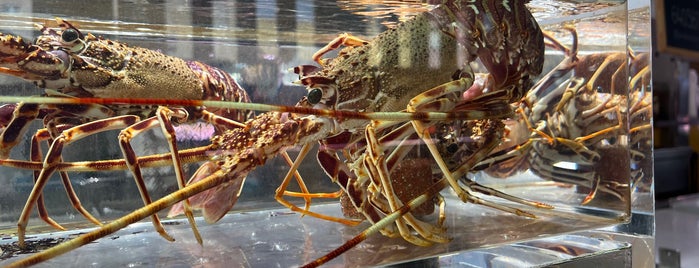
0, 18, 253, 247
474, 27, 651, 205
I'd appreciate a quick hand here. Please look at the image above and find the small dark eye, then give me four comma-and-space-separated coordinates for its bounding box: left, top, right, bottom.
307, 88, 322, 104
61, 29, 79, 42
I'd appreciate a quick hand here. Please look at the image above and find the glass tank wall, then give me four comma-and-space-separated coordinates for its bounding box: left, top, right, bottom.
0, 0, 651, 267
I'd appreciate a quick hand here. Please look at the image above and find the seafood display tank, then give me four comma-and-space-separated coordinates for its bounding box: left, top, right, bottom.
0, 0, 653, 267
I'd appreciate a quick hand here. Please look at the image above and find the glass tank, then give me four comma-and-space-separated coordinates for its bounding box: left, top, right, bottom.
0, 0, 652, 267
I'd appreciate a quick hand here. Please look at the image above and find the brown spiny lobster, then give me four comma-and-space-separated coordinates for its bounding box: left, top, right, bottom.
0, 18, 253, 247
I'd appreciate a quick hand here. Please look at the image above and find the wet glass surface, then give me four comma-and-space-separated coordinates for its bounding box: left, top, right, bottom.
0, 0, 652, 267
0, 199, 628, 267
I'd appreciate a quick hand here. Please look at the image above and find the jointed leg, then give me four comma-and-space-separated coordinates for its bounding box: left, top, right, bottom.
364, 121, 449, 245
274, 143, 362, 226
0, 102, 40, 158
407, 77, 551, 216
17, 115, 144, 247
118, 107, 201, 243
313, 33, 368, 66
279, 152, 317, 212
30, 127, 102, 229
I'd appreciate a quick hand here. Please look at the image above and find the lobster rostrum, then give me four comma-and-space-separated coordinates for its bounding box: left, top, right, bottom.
0, 18, 254, 247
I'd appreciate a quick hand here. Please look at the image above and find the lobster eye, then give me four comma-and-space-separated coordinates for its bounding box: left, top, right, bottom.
61, 29, 79, 43
307, 88, 322, 104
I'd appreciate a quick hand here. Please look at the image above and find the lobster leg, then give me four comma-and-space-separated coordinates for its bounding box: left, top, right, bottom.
4, 127, 215, 233
472, 114, 535, 174
117, 106, 202, 244
408, 77, 551, 215
278, 151, 318, 212
303, 119, 446, 240
319, 121, 448, 243
1, 101, 117, 230
362, 119, 457, 242
275, 124, 428, 228
364, 122, 448, 246
286, 134, 427, 240
543, 28, 577, 58
274, 143, 363, 226
576, 107, 625, 144
303, 117, 512, 267
30, 128, 66, 230
17, 115, 153, 247
583, 53, 627, 96
30, 127, 102, 229
312, 33, 368, 66
407, 77, 490, 206
0, 102, 41, 158
629, 65, 650, 93
8, 166, 235, 268
0, 100, 114, 158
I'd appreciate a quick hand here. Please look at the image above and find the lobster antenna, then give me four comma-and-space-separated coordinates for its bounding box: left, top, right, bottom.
0, 96, 513, 121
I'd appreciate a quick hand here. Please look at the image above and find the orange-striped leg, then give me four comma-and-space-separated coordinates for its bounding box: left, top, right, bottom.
0, 101, 113, 158
274, 142, 362, 226
279, 151, 322, 213
30, 126, 102, 231
117, 107, 202, 244
289, 123, 433, 232
302, 120, 512, 267
1, 101, 115, 231
17, 115, 146, 247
